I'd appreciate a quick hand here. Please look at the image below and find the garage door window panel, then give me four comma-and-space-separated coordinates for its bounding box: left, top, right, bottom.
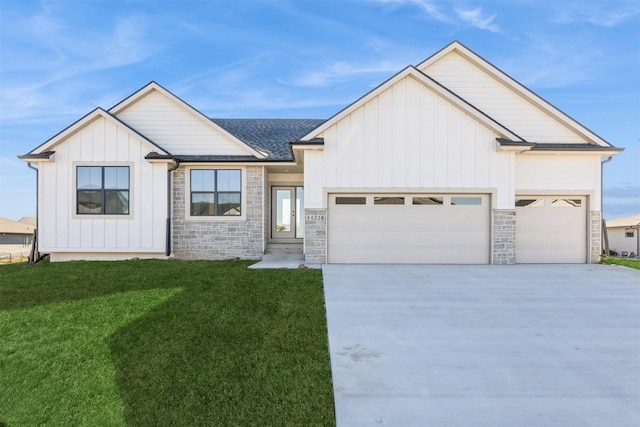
451, 196, 482, 206
515, 199, 544, 207
551, 199, 582, 207
374, 197, 405, 205
413, 197, 444, 205
336, 196, 367, 205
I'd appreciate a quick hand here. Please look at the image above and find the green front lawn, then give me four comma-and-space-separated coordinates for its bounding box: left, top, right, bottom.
0, 260, 335, 426
600, 256, 640, 270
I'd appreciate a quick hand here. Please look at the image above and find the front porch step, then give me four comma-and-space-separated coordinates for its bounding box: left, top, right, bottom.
265, 243, 303, 255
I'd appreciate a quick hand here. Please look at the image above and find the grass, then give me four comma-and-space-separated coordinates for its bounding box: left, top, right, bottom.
0, 259, 335, 426
600, 256, 640, 270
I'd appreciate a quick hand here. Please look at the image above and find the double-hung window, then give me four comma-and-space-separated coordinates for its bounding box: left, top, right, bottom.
190, 169, 241, 216
77, 166, 130, 215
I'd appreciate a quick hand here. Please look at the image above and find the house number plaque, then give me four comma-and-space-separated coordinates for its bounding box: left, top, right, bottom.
305, 215, 325, 221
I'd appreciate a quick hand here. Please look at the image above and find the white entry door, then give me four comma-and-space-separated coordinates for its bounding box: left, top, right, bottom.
272, 187, 304, 240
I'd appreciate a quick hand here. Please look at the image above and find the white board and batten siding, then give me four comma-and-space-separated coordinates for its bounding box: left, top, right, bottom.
38, 116, 167, 258
420, 51, 586, 144
114, 89, 251, 156
515, 155, 601, 209
304, 75, 514, 209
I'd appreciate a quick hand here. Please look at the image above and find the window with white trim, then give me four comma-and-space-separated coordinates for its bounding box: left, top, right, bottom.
77, 166, 129, 215
190, 169, 241, 216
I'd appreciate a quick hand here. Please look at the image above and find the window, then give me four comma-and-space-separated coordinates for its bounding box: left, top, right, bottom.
515, 199, 544, 208
336, 196, 367, 205
190, 169, 241, 216
451, 196, 482, 206
413, 197, 443, 205
77, 166, 129, 214
551, 199, 582, 207
374, 197, 404, 205
626, 229, 635, 238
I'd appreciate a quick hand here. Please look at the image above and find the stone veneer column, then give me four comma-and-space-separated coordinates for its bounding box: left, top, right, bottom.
493, 210, 516, 265
171, 166, 264, 260
590, 211, 602, 263
304, 208, 327, 264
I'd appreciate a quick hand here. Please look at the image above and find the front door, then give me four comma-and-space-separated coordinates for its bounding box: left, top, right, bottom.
272, 187, 304, 240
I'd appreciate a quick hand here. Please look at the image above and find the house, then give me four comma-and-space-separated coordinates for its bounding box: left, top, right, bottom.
606, 214, 640, 257
19, 41, 622, 264
0, 217, 35, 245
18, 217, 37, 227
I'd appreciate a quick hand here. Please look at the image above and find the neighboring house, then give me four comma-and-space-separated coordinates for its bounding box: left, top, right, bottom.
20, 41, 622, 264
606, 214, 640, 257
18, 217, 37, 227
0, 217, 34, 245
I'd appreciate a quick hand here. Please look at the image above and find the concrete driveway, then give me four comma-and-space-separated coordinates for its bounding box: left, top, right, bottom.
322, 264, 640, 427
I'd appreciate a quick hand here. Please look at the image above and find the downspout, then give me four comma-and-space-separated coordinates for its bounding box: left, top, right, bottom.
166, 159, 180, 256
600, 156, 613, 257
26, 162, 40, 263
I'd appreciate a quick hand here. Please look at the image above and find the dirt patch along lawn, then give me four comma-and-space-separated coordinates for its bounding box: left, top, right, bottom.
0, 259, 335, 426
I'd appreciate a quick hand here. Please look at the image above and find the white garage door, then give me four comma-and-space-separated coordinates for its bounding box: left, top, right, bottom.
515, 196, 587, 263
328, 194, 490, 264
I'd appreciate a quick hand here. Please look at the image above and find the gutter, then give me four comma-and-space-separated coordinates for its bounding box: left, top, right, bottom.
166, 159, 180, 256
26, 163, 40, 263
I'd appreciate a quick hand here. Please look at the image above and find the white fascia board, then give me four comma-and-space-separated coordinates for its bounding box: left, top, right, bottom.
109, 82, 266, 159
519, 149, 622, 157
418, 41, 613, 148
291, 144, 324, 151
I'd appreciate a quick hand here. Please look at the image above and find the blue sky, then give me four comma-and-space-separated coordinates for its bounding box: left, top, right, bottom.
1, 0, 639, 220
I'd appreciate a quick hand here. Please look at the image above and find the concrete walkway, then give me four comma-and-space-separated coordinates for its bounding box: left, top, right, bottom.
322, 264, 640, 426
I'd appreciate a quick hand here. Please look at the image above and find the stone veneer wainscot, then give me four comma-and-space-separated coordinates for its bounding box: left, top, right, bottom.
590, 211, 601, 263
304, 209, 327, 264
493, 210, 516, 265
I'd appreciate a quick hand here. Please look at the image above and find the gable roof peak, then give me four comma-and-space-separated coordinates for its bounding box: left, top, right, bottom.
301, 64, 522, 142
21, 107, 171, 157
417, 41, 615, 148
108, 81, 267, 159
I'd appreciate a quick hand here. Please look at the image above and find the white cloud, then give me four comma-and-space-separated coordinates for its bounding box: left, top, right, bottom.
551, 1, 640, 27
0, 8, 159, 124
456, 7, 501, 33
277, 60, 405, 88
370, 0, 450, 22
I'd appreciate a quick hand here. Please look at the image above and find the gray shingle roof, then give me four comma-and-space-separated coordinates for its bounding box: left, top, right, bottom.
211, 118, 325, 160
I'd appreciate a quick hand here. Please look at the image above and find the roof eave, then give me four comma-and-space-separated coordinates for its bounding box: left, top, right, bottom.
18, 151, 56, 162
